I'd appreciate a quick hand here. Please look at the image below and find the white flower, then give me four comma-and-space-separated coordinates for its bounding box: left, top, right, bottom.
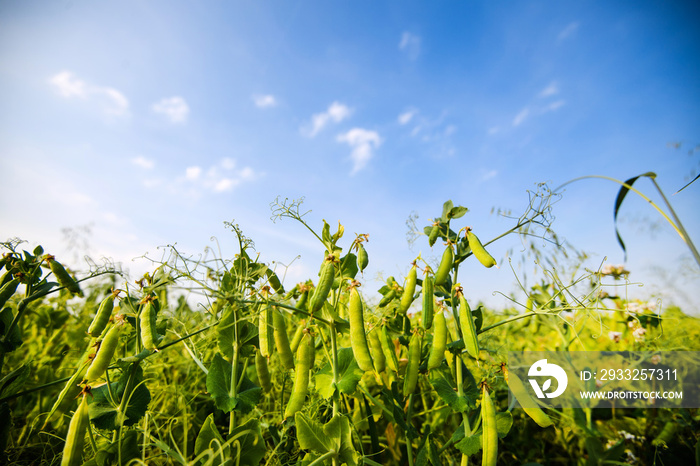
608, 331, 622, 343
633, 327, 646, 342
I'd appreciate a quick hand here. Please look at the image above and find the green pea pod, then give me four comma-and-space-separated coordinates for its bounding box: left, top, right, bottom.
47, 256, 83, 297
652, 421, 679, 447
381, 325, 400, 373
378, 288, 396, 308
284, 332, 312, 418
506, 369, 552, 428
399, 265, 417, 314
87, 292, 116, 337
427, 311, 447, 370
61, 395, 89, 466
457, 288, 479, 359
422, 274, 435, 329
256, 349, 272, 392
140, 300, 160, 351
309, 255, 336, 314
273, 308, 295, 371
434, 246, 453, 286
368, 327, 386, 373
349, 287, 374, 372
289, 322, 305, 354
481, 387, 498, 466
43, 359, 90, 429
403, 332, 422, 397
86, 323, 122, 382
258, 306, 273, 358
357, 243, 369, 272
467, 229, 497, 268
428, 223, 440, 247
296, 288, 309, 311
0, 278, 19, 310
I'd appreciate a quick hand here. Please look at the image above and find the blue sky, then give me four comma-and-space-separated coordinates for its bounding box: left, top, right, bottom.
1, 1, 699, 313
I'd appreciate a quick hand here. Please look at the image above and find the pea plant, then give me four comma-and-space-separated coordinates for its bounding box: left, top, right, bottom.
1, 189, 698, 465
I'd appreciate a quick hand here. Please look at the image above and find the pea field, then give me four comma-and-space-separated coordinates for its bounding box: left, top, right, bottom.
1, 192, 699, 466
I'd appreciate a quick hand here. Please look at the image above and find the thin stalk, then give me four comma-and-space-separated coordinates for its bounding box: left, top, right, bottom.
649, 177, 700, 268
478, 312, 538, 335
307, 450, 336, 466
229, 304, 240, 436
456, 358, 471, 466
406, 394, 414, 466
330, 321, 340, 417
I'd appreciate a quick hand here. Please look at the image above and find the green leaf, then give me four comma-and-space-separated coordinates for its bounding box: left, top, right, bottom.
92, 430, 140, 466
496, 412, 513, 438
455, 433, 481, 456
613, 173, 655, 261
194, 414, 230, 465
206, 353, 261, 414
322, 220, 332, 247
88, 365, 151, 430
429, 366, 472, 413
0, 363, 30, 399
324, 415, 357, 466
295, 413, 331, 454
315, 348, 363, 399
229, 418, 266, 466
441, 200, 454, 222
0, 307, 22, 352
676, 173, 700, 194
447, 206, 469, 220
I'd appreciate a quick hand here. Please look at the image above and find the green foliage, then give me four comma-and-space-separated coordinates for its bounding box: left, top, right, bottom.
0, 191, 699, 465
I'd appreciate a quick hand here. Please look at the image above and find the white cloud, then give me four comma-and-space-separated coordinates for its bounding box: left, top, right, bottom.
185, 166, 201, 180
152, 96, 189, 123
49, 71, 129, 116
558, 22, 579, 41
398, 109, 418, 125
221, 158, 236, 170
337, 128, 382, 175
214, 178, 236, 192
253, 94, 277, 108
488, 126, 500, 135
49, 71, 87, 98
132, 156, 154, 169
547, 100, 566, 111
399, 32, 421, 60
303, 102, 352, 137
539, 82, 559, 98
444, 125, 456, 136
513, 108, 530, 127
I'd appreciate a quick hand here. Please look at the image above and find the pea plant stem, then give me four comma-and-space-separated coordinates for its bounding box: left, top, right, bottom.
406, 393, 414, 466
229, 303, 240, 435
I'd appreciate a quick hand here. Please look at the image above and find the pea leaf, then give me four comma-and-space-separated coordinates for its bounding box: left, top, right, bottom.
206, 353, 262, 414
88, 365, 151, 430
441, 201, 454, 222
496, 412, 513, 438
0, 363, 30, 399
613, 172, 656, 261
447, 206, 469, 220
195, 414, 226, 458
429, 366, 473, 413
324, 415, 357, 466
315, 348, 363, 399
295, 413, 331, 454
91, 430, 140, 466
455, 434, 482, 456
229, 418, 266, 466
